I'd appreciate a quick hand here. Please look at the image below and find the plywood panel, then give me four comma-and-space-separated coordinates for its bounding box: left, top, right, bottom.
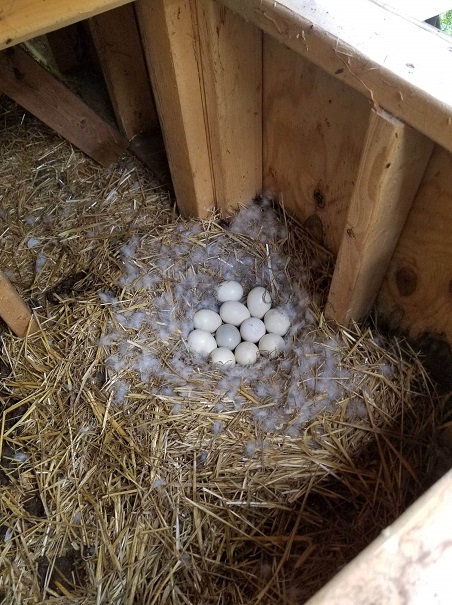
195, 0, 262, 215
263, 36, 370, 254
377, 145, 452, 340
326, 108, 433, 325
218, 0, 452, 154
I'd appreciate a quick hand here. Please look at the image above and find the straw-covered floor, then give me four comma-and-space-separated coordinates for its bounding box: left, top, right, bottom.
0, 98, 443, 604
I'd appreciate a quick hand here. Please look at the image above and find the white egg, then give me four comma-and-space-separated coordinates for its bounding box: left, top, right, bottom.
210, 347, 236, 366
258, 333, 286, 358
234, 341, 260, 365
240, 317, 266, 343
219, 301, 250, 326
215, 324, 241, 350
187, 329, 217, 356
216, 280, 243, 302
193, 309, 222, 332
263, 308, 291, 336
246, 286, 272, 318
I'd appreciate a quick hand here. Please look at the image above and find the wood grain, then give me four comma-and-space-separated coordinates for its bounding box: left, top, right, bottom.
136, 0, 262, 217
217, 0, 452, 154
0, 0, 133, 50
195, 0, 262, 214
89, 4, 158, 140
135, 0, 215, 218
263, 36, 370, 254
0, 46, 128, 167
306, 469, 452, 605
0, 271, 38, 337
377, 145, 452, 340
326, 108, 433, 325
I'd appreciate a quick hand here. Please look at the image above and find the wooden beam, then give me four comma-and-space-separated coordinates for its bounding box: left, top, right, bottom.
216, 0, 452, 154
194, 0, 262, 215
305, 469, 452, 605
88, 4, 159, 140
325, 108, 433, 325
0, 0, 134, 50
0, 46, 128, 167
135, 0, 262, 217
0, 272, 39, 337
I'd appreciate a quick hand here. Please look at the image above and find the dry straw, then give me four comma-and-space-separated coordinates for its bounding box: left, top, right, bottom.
0, 98, 440, 604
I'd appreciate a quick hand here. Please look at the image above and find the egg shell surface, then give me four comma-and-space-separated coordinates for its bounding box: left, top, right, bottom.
263, 308, 291, 336
258, 333, 285, 358
215, 324, 241, 350
219, 301, 250, 326
235, 341, 260, 365
187, 329, 218, 356
210, 348, 236, 366
193, 309, 222, 332
246, 286, 272, 318
240, 317, 266, 343
216, 280, 243, 302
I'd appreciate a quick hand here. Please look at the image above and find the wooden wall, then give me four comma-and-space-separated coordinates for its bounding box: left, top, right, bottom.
262, 36, 452, 345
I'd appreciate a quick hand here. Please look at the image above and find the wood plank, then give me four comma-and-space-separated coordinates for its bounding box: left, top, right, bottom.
0, 0, 134, 50
305, 469, 452, 605
135, 0, 214, 217
263, 36, 370, 254
0, 46, 128, 167
194, 0, 262, 215
135, 0, 262, 217
325, 108, 433, 325
216, 0, 452, 154
377, 145, 452, 340
88, 4, 159, 140
0, 271, 39, 337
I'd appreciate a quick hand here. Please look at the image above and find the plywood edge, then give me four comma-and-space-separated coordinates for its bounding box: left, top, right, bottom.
217, 0, 452, 153
305, 469, 452, 604
0, 0, 135, 50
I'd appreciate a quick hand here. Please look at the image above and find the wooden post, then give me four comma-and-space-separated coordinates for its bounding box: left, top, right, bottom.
0, 272, 39, 337
88, 4, 159, 140
135, 0, 262, 217
325, 108, 433, 325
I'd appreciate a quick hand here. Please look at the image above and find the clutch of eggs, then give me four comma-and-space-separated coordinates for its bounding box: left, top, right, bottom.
187, 281, 291, 366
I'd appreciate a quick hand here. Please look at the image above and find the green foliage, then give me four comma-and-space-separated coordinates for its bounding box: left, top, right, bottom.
439, 10, 452, 35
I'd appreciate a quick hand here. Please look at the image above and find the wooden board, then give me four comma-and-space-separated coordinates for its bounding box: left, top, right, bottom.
135, 0, 215, 217
194, 0, 262, 215
0, 0, 133, 50
217, 0, 452, 154
306, 469, 452, 605
326, 108, 433, 325
263, 36, 370, 254
136, 0, 262, 217
0, 46, 128, 167
89, 4, 159, 140
0, 271, 39, 337
377, 145, 452, 340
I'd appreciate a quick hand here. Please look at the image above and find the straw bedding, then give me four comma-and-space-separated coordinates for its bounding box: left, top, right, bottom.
0, 98, 441, 604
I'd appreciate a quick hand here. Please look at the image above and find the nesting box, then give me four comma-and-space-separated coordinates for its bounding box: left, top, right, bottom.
0, 1, 451, 603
